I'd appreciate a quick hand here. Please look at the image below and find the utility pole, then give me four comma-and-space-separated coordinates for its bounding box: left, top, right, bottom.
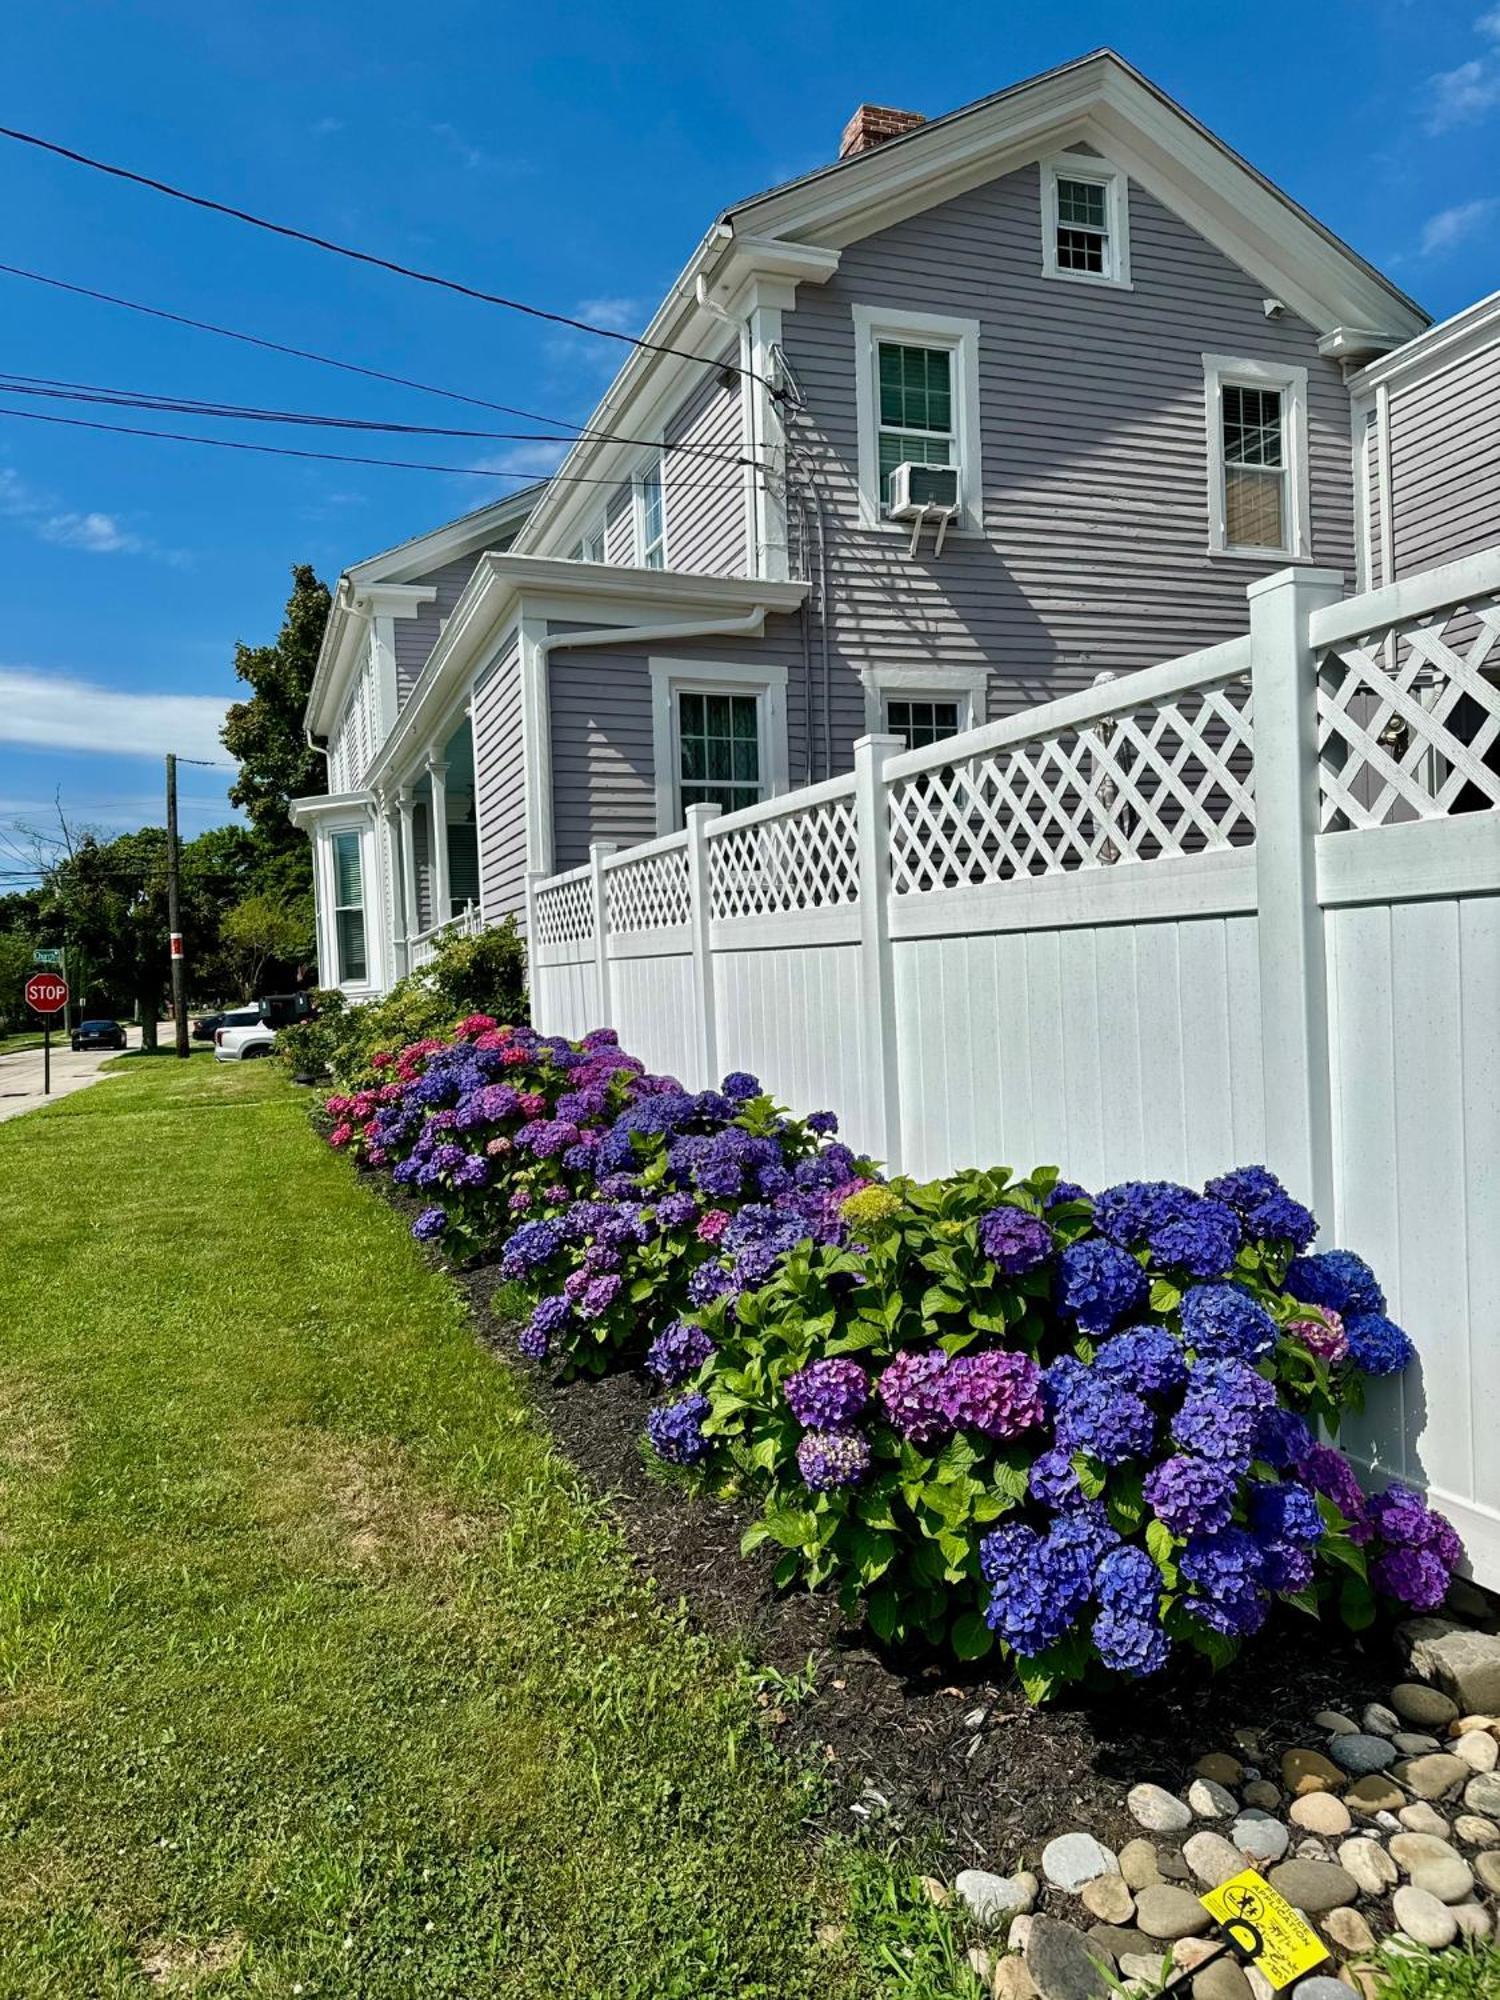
165, 753, 190, 1057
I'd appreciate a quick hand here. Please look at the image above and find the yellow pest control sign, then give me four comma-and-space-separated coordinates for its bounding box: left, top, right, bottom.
1200, 1869, 1330, 1990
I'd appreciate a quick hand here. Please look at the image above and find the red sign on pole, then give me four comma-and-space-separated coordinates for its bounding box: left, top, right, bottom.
24, 972, 69, 1015
169, 932, 184, 960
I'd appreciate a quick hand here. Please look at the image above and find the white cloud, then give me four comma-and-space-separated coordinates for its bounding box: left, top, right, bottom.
1420, 194, 1500, 253
1480, 5, 1500, 37
576, 296, 643, 334
1427, 55, 1500, 129
37, 509, 147, 554
0, 666, 232, 764
0, 467, 180, 563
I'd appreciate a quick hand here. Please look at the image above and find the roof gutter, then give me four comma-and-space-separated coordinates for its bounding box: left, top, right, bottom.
537, 605, 769, 659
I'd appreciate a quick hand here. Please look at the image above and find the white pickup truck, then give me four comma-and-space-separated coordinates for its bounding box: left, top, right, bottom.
213, 1010, 277, 1061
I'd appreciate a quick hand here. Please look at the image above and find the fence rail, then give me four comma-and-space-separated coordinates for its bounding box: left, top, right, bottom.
527, 551, 1500, 1587
409, 900, 483, 970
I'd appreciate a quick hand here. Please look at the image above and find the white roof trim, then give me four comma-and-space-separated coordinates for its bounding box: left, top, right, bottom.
1347, 288, 1500, 398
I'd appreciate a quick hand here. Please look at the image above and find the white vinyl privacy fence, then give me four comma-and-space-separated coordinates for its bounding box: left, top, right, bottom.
529, 557, 1500, 1585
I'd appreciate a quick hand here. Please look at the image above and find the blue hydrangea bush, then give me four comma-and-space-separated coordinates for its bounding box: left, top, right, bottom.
323, 1019, 1464, 1703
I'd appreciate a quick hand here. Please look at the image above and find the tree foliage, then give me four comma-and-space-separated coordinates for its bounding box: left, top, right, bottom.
221, 563, 331, 858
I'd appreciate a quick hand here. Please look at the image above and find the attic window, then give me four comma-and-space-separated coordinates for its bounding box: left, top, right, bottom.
1041, 157, 1130, 287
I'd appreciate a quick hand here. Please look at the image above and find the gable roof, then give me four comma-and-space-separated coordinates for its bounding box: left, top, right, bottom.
515, 50, 1427, 559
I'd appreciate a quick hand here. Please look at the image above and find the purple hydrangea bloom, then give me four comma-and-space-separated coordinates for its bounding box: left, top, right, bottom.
806, 1110, 839, 1136
796, 1428, 872, 1491
1171, 1357, 1278, 1465
1093, 1324, 1188, 1401
877, 1349, 951, 1449
646, 1392, 711, 1466
1367, 1483, 1464, 1570
1286, 1309, 1349, 1364
499, 1219, 562, 1279
1371, 1544, 1451, 1612
1149, 1198, 1242, 1279
939, 1349, 1045, 1441
1179, 1283, 1277, 1362
577, 1274, 621, 1320
979, 1524, 1078, 1658
654, 1191, 698, 1231
1180, 1527, 1269, 1636
1056, 1240, 1148, 1334
784, 1357, 870, 1431
1205, 1165, 1318, 1253
687, 1263, 733, 1307
1285, 1249, 1386, 1319
1092, 1545, 1170, 1676
721, 1071, 760, 1101
1249, 1479, 1324, 1549
1298, 1444, 1370, 1538
411, 1205, 447, 1243
1045, 1503, 1120, 1597
1092, 1181, 1194, 1248
977, 1206, 1053, 1276
1029, 1447, 1084, 1508
645, 1320, 714, 1386
1344, 1313, 1416, 1377
1144, 1453, 1240, 1536
1045, 1356, 1156, 1465
1046, 1179, 1091, 1209
1254, 1407, 1315, 1472
519, 1292, 572, 1361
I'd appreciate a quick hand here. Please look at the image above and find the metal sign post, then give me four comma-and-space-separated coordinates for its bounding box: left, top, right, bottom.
24, 971, 69, 1096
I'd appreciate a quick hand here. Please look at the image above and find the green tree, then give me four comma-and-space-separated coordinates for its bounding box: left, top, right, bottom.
220, 564, 331, 865
220, 892, 314, 997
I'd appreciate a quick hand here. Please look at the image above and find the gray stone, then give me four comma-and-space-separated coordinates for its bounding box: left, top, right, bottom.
1391, 1884, 1458, 1949
1086, 1925, 1151, 1963
1361, 1703, 1401, 1737
1192, 1959, 1253, 2000
994, 1958, 1040, 2000
1157, 1849, 1192, 1882
1135, 1885, 1214, 1941
1337, 1838, 1397, 1896
1392, 1733, 1443, 1756
1266, 1860, 1360, 1913
1009, 1917, 1034, 1955
1328, 1733, 1396, 1776
1195, 1754, 1244, 1787
1187, 1778, 1238, 1820
1041, 1834, 1118, 1895
1292, 1982, 1355, 2000
1243, 1780, 1282, 1811
1451, 1902, 1494, 1940
1127, 1783, 1192, 1834
1388, 1831, 1475, 1904
1464, 1772, 1500, 1816
1454, 1812, 1500, 1846
1391, 1671, 1463, 1726
1183, 1831, 1245, 1889
1397, 1802, 1450, 1837
1343, 1775, 1405, 1816
1118, 1840, 1161, 1890
1231, 1814, 1290, 1864
1290, 1794, 1352, 1838
1314, 1711, 1359, 1736
1294, 1837, 1332, 1860
1394, 1753, 1470, 1800
1283, 1750, 1345, 1795
1321, 1905, 1375, 1956
1455, 1728, 1499, 1773
1170, 1939, 1224, 1972
1025, 1915, 1112, 2000
1398, 1627, 1500, 1715
1475, 1849, 1500, 1894
956, 1869, 1037, 1926
1081, 1875, 1135, 1925
1120, 1954, 1170, 1985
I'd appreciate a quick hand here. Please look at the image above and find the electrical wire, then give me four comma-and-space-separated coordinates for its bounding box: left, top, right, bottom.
0, 123, 763, 385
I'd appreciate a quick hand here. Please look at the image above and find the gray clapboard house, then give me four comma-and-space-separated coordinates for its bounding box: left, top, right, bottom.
294, 47, 1498, 1000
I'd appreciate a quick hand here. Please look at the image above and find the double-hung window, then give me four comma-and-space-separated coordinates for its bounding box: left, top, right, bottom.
649, 659, 789, 834
1041, 158, 1130, 286
635, 456, 666, 568
876, 342, 954, 509
676, 691, 761, 817
885, 697, 962, 750
852, 306, 981, 531
330, 830, 367, 984
1203, 356, 1309, 559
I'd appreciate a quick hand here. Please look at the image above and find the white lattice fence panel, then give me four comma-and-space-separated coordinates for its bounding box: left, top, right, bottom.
606, 846, 691, 933
708, 792, 860, 920
887, 680, 1255, 895
1317, 599, 1500, 830
533, 872, 594, 947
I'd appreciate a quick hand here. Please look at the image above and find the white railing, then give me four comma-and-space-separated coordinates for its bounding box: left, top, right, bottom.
409, 901, 483, 971
528, 551, 1500, 1586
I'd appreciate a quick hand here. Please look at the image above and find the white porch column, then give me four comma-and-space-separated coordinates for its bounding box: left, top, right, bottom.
382, 796, 409, 979
427, 753, 451, 926
397, 785, 419, 945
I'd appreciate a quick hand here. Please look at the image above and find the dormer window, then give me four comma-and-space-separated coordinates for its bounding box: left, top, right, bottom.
1041, 157, 1131, 287
634, 456, 666, 569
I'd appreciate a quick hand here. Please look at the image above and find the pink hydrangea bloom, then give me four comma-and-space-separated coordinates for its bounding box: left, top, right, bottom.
1288, 1308, 1348, 1363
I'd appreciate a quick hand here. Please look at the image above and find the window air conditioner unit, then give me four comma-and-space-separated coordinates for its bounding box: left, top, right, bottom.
887, 461, 960, 555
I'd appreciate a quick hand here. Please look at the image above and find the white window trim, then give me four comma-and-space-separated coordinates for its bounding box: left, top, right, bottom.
632, 450, 667, 569
317, 818, 382, 998
571, 508, 607, 563
1202, 353, 1312, 561
851, 304, 983, 534
648, 657, 789, 835
857, 663, 990, 740
1040, 155, 1132, 289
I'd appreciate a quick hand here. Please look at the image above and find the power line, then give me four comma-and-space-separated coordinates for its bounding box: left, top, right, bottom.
0, 403, 752, 489
0, 124, 764, 386
0, 370, 750, 462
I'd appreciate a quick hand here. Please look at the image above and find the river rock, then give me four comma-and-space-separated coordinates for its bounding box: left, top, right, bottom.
1464, 1772, 1500, 1815
1474, 1849, 1500, 1894
1025, 1915, 1111, 2000
1183, 1832, 1245, 1889
1410, 1854, 1475, 1905
994, 1957, 1039, 2000
1158, 1849, 1192, 1881
1321, 1906, 1375, 1956
1192, 1958, 1253, 2000
1398, 1624, 1500, 1714
1086, 1924, 1152, 1962
1118, 1839, 1161, 1890
1266, 1860, 1359, 1913
1392, 1733, 1442, 1756
1315, 1711, 1358, 1736
1283, 1751, 1344, 1797
1397, 1803, 1450, 1837
1290, 1795, 1352, 1838
1390, 1675, 1461, 1728
1395, 1753, 1470, 1800
957, 1869, 1037, 1926
1455, 1812, 1500, 1846
1135, 1885, 1213, 1940
1455, 1729, 1499, 1773
1081, 1875, 1135, 1925
1337, 1838, 1397, 1896
1361, 1703, 1401, 1738
1243, 1780, 1282, 1811
1120, 1954, 1169, 1985
1232, 1814, 1290, 1864
1188, 1779, 1238, 1820
1391, 1885, 1458, 1949
1292, 1982, 1355, 2000
1195, 1754, 1244, 1787
1169, 1938, 1223, 1972
1042, 1835, 1118, 1894
1009, 1917, 1033, 1954
1452, 1713, 1500, 1737
1451, 1902, 1494, 1939
1329, 1734, 1396, 1777
1344, 1775, 1405, 1816
1128, 1784, 1192, 1834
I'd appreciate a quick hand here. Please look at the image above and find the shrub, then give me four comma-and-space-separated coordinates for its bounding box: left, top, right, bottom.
427, 918, 527, 1019
318, 1021, 1464, 1701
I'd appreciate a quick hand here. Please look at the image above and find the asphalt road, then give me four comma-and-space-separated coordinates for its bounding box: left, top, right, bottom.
0, 1025, 162, 1124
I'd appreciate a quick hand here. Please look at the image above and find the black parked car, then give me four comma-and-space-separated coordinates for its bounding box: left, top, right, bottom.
192, 1011, 227, 1042
71, 1018, 127, 1052
193, 994, 315, 1041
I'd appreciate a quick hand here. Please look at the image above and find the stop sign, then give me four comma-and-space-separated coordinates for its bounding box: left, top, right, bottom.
24, 972, 69, 1015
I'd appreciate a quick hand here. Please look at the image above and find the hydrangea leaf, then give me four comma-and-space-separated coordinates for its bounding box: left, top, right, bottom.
950, 1611, 993, 1661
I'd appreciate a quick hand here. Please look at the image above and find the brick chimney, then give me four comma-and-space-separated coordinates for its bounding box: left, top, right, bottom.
838, 103, 925, 160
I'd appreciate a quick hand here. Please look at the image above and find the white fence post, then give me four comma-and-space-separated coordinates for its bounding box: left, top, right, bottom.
1247, 565, 1345, 1222
684, 804, 721, 1089
589, 841, 618, 1028
853, 732, 904, 1172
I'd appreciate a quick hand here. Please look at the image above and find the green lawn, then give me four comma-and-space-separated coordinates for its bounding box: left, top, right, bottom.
0, 1058, 950, 1998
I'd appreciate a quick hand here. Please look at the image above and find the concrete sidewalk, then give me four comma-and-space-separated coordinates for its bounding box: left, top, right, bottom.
0, 1025, 158, 1124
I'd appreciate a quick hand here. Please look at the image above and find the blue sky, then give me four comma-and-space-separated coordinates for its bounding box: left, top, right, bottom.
2, 0, 1497, 862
